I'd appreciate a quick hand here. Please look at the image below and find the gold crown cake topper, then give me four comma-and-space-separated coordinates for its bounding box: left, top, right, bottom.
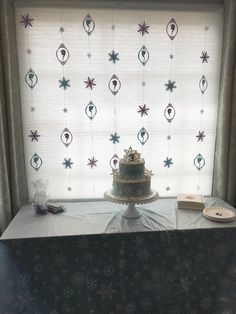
123, 146, 142, 162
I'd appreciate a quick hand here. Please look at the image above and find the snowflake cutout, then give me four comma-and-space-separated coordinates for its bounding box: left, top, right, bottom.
200, 51, 210, 63
28, 130, 41, 142
30, 106, 36, 112
59, 77, 70, 90
200, 109, 204, 114
26, 48, 32, 54
196, 130, 206, 142
111, 25, 115, 30
110, 132, 120, 144
137, 21, 150, 36
87, 156, 98, 169
204, 25, 210, 31
167, 135, 171, 140
165, 80, 177, 92
87, 52, 92, 58
59, 26, 65, 33
164, 157, 173, 168
67, 186, 72, 192
142, 81, 146, 87
137, 104, 150, 117
169, 54, 174, 59
62, 158, 74, 169
62, 108, 68, 113
20, 13, 34, 28
108, 50, 120, 64
84, 77, 96, 90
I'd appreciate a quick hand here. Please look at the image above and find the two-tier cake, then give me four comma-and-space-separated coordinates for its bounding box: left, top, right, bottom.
111, 147, 152, 198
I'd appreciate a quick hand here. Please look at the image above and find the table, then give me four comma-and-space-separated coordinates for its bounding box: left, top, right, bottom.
1, 197, 236, 239
1, 197, 236, 314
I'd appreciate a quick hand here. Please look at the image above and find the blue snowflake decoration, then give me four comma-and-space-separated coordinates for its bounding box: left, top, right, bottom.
110, 132, 120, 144
25, 69, 38, 89
194, 153, 205, 170
108, 50, 119, 64
165, 80, 176, 92
164, 157, 173, 168
59, 77, 70, 90
62, 158, 74, 169
30, 153, 42, 171
137, 127, 149, 145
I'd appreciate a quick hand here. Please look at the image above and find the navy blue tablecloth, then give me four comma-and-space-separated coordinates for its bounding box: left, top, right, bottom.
0, 228, 236, 314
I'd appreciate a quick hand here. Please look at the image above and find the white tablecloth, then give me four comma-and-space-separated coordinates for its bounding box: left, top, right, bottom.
1, 197, 236, 239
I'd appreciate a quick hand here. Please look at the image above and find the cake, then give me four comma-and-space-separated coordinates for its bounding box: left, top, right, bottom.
111, 147, 152, 198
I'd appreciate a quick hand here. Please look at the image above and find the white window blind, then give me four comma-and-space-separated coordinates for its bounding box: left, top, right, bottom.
15, 3, 223, 200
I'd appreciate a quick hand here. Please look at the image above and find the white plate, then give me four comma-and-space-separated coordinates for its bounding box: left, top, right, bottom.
203, 207, 236, 222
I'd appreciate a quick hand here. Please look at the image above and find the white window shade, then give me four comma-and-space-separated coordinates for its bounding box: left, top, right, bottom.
15, 4, 223, 200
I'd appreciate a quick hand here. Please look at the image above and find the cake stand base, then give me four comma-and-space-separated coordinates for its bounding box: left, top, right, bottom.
122, 203, 142, 219
104, 189, 159, 219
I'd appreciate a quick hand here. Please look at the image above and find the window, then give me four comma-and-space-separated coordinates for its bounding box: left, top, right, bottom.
15, 3, 223, 199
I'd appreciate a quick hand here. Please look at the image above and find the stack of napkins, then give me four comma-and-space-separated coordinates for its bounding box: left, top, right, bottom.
177, 194, 205, 210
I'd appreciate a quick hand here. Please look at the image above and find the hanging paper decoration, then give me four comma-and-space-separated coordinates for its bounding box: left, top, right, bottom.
164, 157, 173, 168
25, 69, 38, 89
137, 21, 150, 36
199, 75, 208, 94
20, 13, 34, 28
137, 104, 150, 117
109, 132, 120, 144
108, 50, 120, 64
30, 153, 42, 171
62, 158, 74, 169
59, 76, 70, 90
83, 14, 95, 36
194, 153, 205, 170
138, 45, 149, 65
84, 77, 96, 90
108, 74, 121, 95
87, 156, 98, 169
166, 18, 178, 40
110, 154, 119, 170
28, 130, 41, 142
137, 127, 149, 145
165, 80, 177, 92
85, 101, 97, 120
60, 127, 73, 147
196, 130, 206, 142
56, 43, 70, 65
200, 51, 210, 63
164, 103, 176, 123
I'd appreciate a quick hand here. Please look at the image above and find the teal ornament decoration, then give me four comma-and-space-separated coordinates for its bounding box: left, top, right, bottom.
60, 127, 73, 147
62, 158, 74, 169
56, 43, 70, 65
138, 45, 149, 65
110, 154, 119, 169
108, 74, 121, 95
25, 69, 38, 89
166, 18, 178, 40
199, 75, 208, 94
109, 132, 120, 144
194, 153, 205, 170
164, 157, 173, 168
137, 127, 149, 145
83, 14, 95, 36
164, 103, 176, 123
30, 153, 42, 171
85, 101, 97, 120
108, 50, 119, 64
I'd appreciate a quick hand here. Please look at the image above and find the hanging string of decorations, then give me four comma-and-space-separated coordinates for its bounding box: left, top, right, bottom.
83, 14, 98, 171
20, 13, 42, 173
57, 12, 73, 193
137, 18, 150, 146
108, 13, 120, 171
193, 23, 209, 179
164, 17, 178, 193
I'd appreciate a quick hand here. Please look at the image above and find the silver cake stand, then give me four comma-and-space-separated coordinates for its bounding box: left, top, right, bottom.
104, 189, 159, 219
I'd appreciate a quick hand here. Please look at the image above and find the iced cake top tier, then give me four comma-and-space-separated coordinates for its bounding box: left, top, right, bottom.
120, 146, 144, 164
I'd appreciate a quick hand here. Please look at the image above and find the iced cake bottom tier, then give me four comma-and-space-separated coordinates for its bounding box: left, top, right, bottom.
112, 178, 151, 197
